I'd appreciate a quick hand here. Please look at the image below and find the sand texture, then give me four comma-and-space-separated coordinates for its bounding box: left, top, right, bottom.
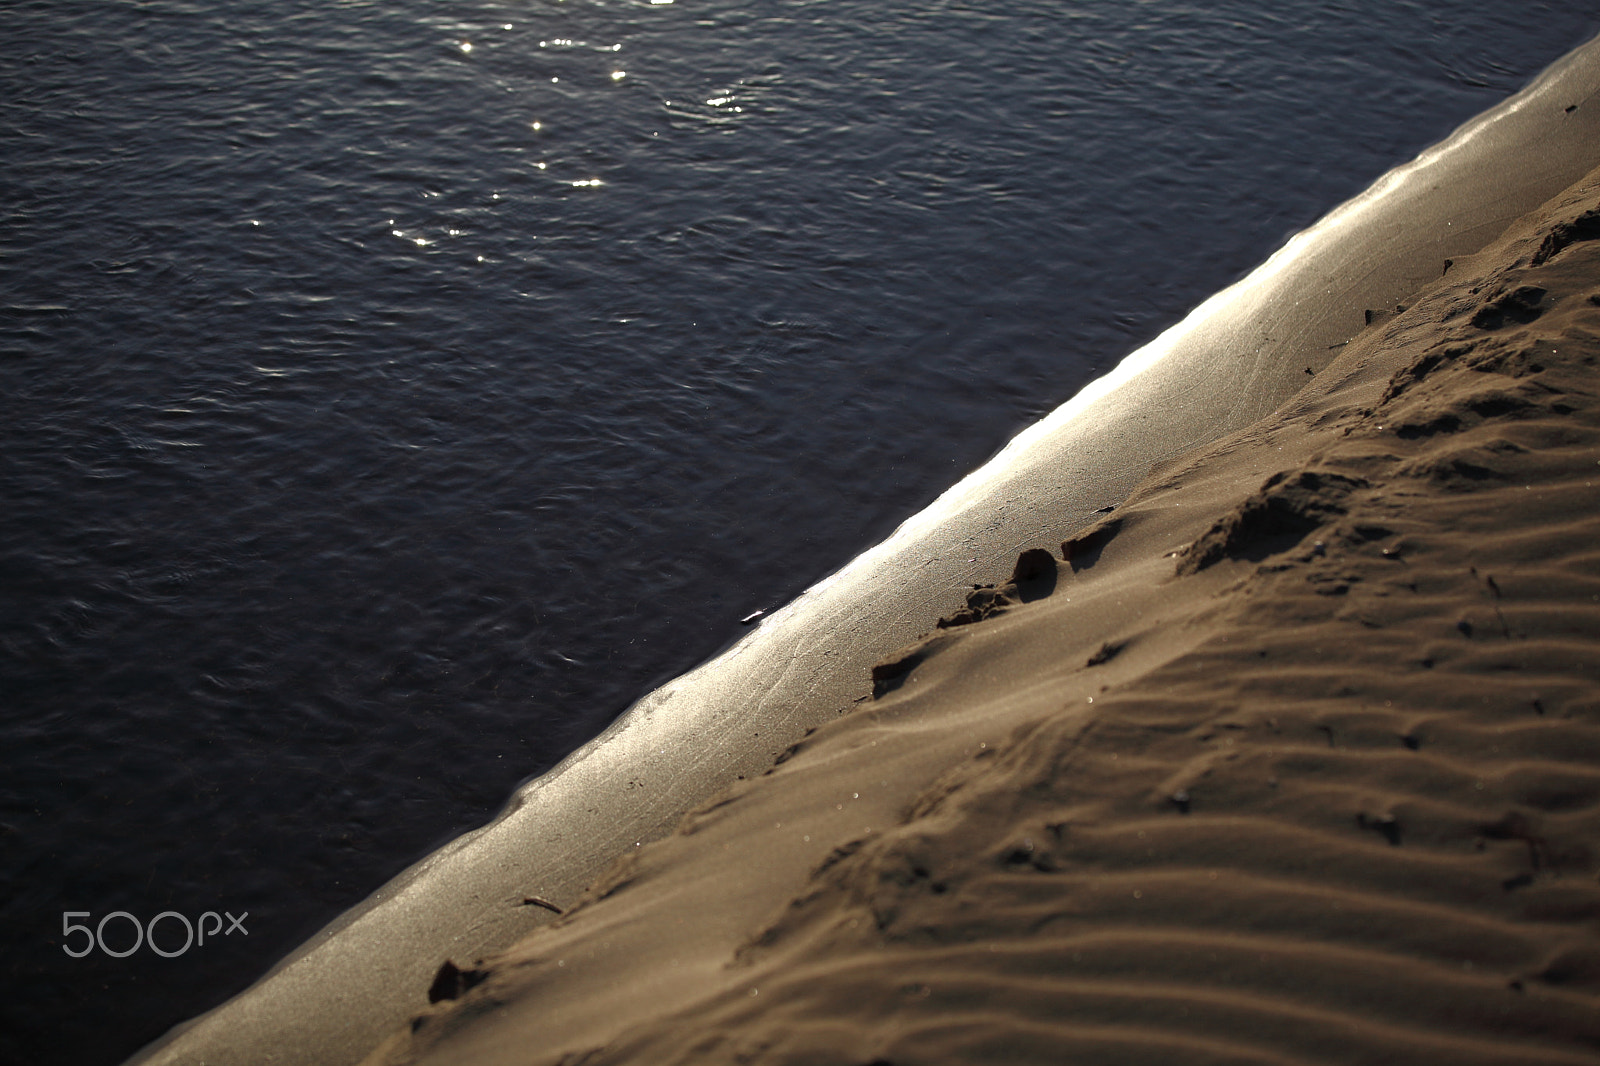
357, 166, 1600, 1066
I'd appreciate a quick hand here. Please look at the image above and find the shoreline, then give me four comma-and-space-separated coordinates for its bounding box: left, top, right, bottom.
132, 32, 1600, 1066
371, 152, 1600, 1066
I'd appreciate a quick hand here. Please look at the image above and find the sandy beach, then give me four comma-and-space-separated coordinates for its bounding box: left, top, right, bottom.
125, 33, 1600, 1066
377, 164, 1600, 1065
341, 156, 1600, 1065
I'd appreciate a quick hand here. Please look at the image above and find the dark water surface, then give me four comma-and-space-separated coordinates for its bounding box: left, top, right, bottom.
2, 1, 1595, 1061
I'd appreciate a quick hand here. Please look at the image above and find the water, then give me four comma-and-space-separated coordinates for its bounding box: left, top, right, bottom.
1, 1, 1595, 1062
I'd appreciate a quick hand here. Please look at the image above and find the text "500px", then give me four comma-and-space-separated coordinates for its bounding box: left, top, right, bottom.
62, 910, 248, 958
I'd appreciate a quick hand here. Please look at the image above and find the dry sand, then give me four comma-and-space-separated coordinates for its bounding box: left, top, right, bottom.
360, 167, 1600, 1066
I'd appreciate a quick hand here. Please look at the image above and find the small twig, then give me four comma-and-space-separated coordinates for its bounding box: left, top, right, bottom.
1483, 573, 1513, 637
521, 896, 564, 915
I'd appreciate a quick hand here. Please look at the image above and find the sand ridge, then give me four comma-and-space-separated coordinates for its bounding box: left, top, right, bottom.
363, 171, 1600, 1066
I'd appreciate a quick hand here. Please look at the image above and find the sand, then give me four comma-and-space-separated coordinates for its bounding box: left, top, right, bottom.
356, 165, 1600, 1065
127, 36, 1600, 1066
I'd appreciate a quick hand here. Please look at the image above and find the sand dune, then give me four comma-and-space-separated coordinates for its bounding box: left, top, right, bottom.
362, 167, 1600, 1066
